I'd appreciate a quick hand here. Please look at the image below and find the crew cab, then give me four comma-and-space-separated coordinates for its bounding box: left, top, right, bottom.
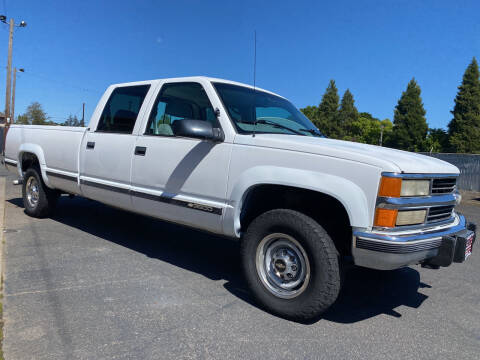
2, 77, 476, 321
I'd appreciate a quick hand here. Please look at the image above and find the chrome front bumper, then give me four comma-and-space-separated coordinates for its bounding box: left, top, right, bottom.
352, 214, 473, 270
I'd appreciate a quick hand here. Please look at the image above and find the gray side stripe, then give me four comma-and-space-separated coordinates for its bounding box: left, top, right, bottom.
80, 179, 130, 195
46, 171, 77, 182
131, 190, 222, 215
79, 179, 222, 215
47, 172, 222, 215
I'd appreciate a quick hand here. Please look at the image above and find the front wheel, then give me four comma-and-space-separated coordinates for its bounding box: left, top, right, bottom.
241, 209, 341, 321
22, 167, 59, 218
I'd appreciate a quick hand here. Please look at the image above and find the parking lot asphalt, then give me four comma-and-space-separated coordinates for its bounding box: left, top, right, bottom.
1, 167, 479, 360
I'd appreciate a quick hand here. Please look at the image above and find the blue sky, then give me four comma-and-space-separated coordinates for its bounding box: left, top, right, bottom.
2, 0, 479, 128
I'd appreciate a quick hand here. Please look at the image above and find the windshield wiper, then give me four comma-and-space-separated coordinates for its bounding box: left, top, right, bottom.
254, 119, 305, 135
298, 128, 324, 137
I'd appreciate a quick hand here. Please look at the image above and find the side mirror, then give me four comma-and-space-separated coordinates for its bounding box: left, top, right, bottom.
172, 119, 224, 142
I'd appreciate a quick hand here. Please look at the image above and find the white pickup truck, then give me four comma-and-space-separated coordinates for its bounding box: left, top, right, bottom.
2, 77, 476, 321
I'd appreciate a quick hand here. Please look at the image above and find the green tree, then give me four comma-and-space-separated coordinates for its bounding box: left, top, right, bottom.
317, 80, 340, 138
425, 128, 449, 153
448, 57, 480, 153
379, 118, 394, 146
16, 114, 29, 124
338, 89, 358, 138
388, 79, 428, 151
300, 105, 318, 123
350, 112, 393, 145
63, 115, 81, 127
15, 102, 49, 125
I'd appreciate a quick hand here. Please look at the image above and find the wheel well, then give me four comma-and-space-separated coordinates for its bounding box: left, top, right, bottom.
21, 152, 40, 174
240, 185, 352, 256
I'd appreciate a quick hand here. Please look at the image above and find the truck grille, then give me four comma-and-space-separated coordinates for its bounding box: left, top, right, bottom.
427, 205, 454, 223
431, 178, 456, 194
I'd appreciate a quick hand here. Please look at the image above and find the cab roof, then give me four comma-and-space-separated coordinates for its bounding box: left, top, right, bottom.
109, 76, 284, 98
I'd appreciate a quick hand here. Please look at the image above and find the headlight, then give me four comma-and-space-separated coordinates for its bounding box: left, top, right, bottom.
378, 177, 430, 197
396, 210, 427, 226
400, 180, 430, 197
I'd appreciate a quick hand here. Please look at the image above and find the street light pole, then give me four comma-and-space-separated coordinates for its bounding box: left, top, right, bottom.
11, 67, 24, 123
1, 15, 27, 154
11, 66, 16, 123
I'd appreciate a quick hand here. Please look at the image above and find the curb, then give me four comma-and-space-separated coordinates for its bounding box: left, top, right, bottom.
0, 176, 6, 279
0, 176, 6, 360
0, 176, 5, 279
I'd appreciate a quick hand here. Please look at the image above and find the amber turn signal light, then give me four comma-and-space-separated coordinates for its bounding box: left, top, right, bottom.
378, 177, 402, 197
374, 208, 398, 228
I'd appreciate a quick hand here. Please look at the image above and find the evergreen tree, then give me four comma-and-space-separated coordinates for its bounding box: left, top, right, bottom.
448, 57, 480, 153
300, 105, 318, 123
316, 80, 340, 138
425, 128, 449, 153
388, 79, 428, 151
338, 89, 358, 138
63, 115, 81, 126
16, 114, 29, 124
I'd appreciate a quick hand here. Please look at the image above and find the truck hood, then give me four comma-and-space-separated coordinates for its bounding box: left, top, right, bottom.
235, 134, 459, 174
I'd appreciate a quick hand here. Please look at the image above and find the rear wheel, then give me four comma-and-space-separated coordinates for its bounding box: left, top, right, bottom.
241, 209, 341, 321
22, 167, 59, 218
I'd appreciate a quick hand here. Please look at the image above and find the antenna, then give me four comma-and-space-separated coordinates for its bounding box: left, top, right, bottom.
253, 30, 257, 91
252, 30, 257, 137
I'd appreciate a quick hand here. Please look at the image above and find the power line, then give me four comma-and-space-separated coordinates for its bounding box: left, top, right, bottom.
0, 64, 101, 94
20, 71, 100, 94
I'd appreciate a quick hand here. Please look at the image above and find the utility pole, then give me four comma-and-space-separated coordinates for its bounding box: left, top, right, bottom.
4, 18, 13, 124
379, 124, 384, 147
82, 102, 85, 125
11, 67, 24, 123
0, 15, 27, 153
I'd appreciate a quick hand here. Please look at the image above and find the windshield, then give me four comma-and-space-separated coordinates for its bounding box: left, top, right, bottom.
213, 82, 323, 137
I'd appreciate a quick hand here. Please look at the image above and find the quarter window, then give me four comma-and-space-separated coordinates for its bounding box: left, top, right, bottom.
97, 85, 150, 134
145, 82, 218, 136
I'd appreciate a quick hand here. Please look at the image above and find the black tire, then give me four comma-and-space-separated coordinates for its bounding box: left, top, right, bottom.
22, 167, 59, 218
241, 209, 341, 321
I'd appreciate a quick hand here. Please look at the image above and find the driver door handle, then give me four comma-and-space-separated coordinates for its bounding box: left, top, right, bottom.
134, 146, 147, 156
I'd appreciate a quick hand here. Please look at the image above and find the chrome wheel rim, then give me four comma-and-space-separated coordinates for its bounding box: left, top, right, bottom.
256, 233, 310, 299
26, 176, 40, 208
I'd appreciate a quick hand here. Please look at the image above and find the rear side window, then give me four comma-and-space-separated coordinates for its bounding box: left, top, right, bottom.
97, 85, 150, 133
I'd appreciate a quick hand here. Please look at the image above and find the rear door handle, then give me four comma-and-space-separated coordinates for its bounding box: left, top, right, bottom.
86, 141, 95, 149
134, 146, 147, 156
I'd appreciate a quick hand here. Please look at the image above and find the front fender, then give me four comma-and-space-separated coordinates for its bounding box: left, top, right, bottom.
223, 166, 372, 238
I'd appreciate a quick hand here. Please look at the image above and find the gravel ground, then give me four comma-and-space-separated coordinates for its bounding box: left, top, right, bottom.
1, 168, 479, 360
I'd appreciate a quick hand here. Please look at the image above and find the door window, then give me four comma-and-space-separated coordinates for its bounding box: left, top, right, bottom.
97, 85, 150, 134
145, 82, 218, 136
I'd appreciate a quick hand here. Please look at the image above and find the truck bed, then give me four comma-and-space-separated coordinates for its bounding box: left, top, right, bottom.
5, 125, 86, 193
